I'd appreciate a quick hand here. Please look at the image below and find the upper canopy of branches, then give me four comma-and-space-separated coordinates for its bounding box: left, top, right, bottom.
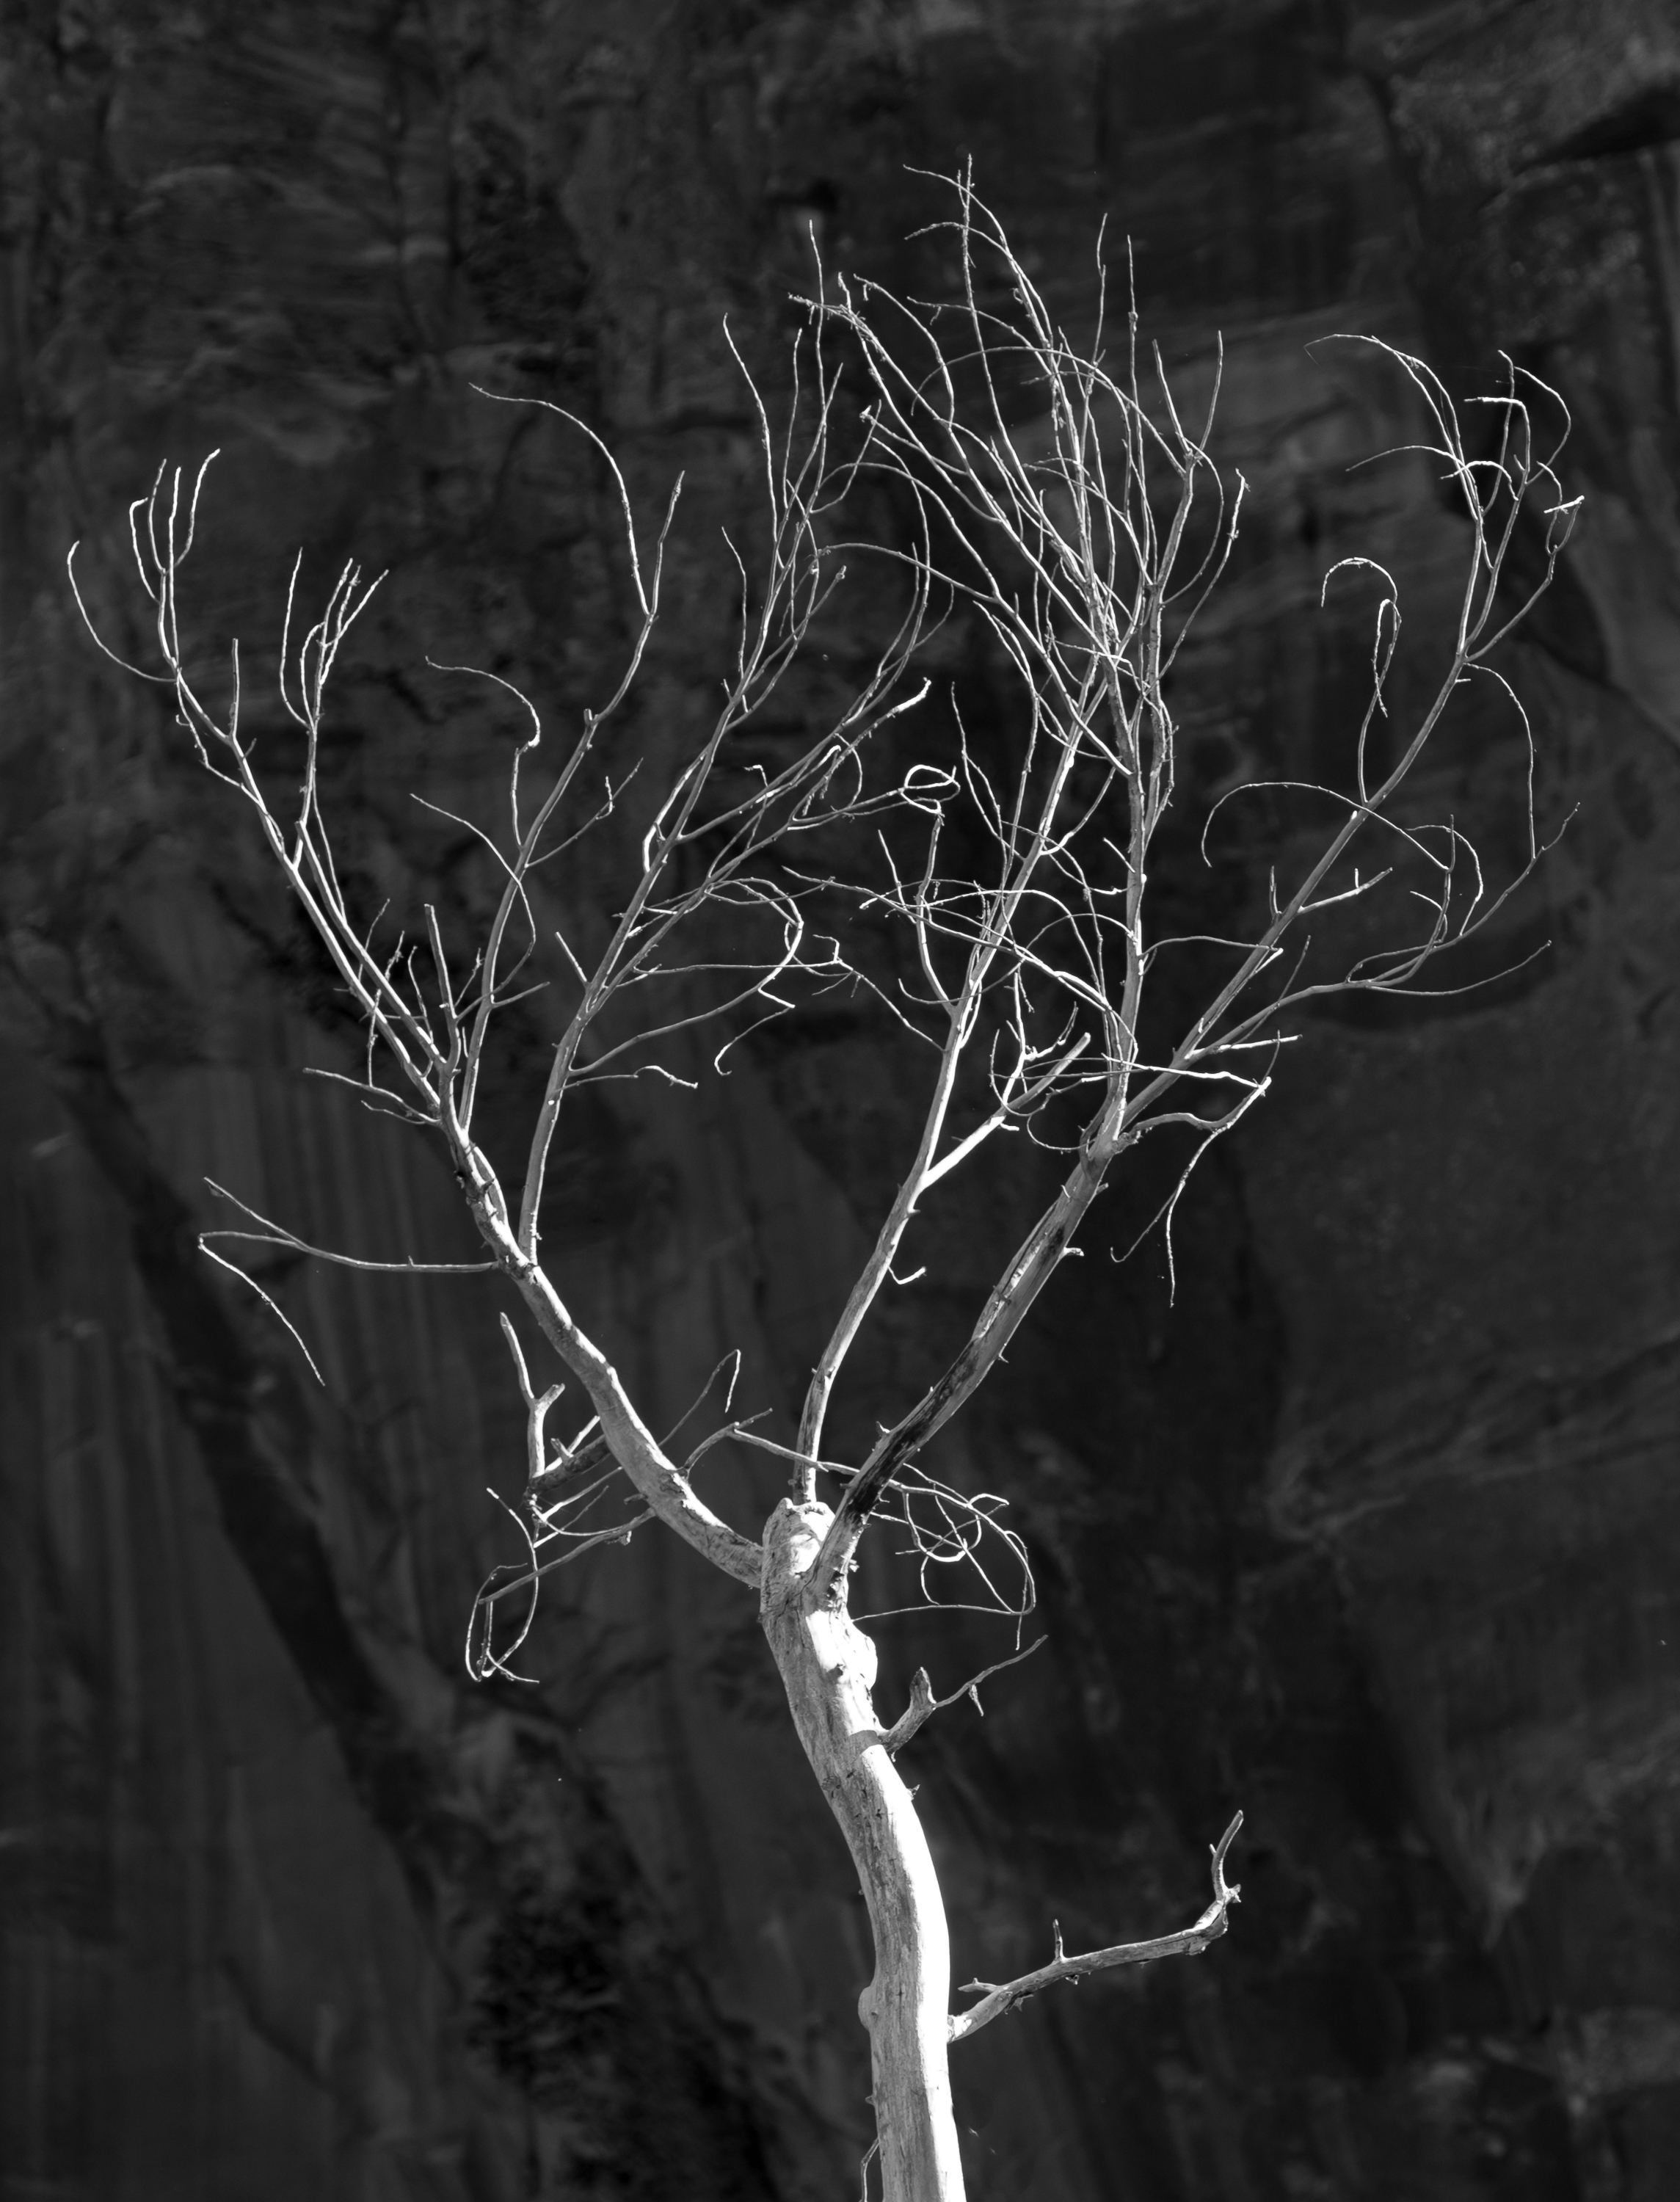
70, 167, 1579, 1661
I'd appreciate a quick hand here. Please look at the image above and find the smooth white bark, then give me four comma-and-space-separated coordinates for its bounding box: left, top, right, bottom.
760, 1498, 964, 2202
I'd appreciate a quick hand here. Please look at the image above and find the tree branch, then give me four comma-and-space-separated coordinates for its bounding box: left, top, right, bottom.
948, 1811, 1243, 2043
881, 1636, 1045, 1757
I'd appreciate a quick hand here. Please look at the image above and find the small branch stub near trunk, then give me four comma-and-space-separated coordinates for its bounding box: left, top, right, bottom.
882, 1638, 1046, 1759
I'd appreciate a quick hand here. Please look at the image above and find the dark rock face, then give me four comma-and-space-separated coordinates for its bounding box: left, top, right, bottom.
3, 4, 1678, 2198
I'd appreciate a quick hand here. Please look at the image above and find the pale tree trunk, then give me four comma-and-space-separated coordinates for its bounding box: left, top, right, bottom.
760, 1498, 965, 2202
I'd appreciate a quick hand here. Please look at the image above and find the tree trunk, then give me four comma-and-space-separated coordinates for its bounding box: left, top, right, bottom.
760, 1499, 965, 2202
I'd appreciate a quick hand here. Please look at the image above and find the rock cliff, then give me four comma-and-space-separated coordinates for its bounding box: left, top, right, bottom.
2, 4, 1678, 2198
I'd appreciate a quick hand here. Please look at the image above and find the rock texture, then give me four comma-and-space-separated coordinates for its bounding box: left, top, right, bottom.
3, 3, 1679, 2198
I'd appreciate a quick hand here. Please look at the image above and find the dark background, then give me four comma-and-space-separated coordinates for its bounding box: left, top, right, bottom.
3, 3, 1679, 2198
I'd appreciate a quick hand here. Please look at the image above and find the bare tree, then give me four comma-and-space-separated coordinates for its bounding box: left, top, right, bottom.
72, 172, 1577, 2202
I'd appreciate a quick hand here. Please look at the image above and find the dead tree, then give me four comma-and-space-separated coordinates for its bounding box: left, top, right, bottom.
72, 172, 1577, 2202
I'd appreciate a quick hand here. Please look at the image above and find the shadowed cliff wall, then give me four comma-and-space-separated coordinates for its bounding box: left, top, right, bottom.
3, 4, 1679, 2198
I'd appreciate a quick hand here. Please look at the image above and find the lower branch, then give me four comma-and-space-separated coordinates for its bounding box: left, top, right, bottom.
948, 1810, 1243, 2044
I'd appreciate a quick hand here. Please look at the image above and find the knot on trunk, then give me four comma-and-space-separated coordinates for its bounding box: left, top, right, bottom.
759, 1494, 834, 1617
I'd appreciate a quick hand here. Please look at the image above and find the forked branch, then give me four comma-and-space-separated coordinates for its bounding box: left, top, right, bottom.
881, 1636, 1046, 1757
